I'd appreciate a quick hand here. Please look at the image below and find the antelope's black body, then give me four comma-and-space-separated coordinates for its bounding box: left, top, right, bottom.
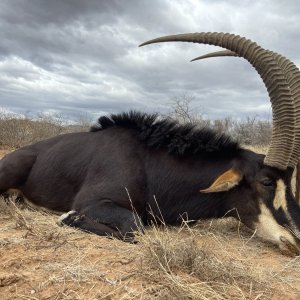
0, 112, 242, 222
1, 110, 298, 251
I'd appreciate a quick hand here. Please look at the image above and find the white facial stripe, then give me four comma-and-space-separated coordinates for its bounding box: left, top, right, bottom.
272, 180, 300, 239
255, 202, 296, 250
273, 179, 287, 210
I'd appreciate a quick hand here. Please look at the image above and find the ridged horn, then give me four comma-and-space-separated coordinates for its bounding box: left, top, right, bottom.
271, 54, 300, 167
192, 49, 300, 168
140, 32, 296, 170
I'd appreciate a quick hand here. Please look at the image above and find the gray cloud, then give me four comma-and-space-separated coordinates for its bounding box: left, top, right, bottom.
0, 0, 299, 122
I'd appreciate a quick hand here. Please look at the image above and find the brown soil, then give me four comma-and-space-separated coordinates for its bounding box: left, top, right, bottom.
0, 204, 143, 300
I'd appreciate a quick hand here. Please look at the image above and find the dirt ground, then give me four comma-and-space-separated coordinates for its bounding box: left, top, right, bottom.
1, 203, 300, 300
1, 150, 300, 299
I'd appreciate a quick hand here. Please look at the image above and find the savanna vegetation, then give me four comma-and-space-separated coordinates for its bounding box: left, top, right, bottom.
0, 96, 272, 150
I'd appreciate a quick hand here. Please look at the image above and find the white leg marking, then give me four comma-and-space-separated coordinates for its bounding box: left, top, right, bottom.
57, 210, 77, 226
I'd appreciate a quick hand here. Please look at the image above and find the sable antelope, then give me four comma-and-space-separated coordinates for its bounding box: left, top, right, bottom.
1, 32, 300, 255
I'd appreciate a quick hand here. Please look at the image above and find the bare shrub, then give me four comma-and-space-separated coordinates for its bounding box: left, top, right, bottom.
63, 112, 94, 133
210, 117, 234, 136
168, 94, 210, 127
232, 116, 272, 145
168, 98, 272, 146
1, 101, 272, 150
0, 111, 64, 148
0, 109, 93, 148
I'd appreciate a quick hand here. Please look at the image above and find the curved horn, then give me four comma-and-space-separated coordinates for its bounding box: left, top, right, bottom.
192, 49, 300, 168
140, 32, 296, 170
191, 50, 237, 61
271, 54, 300, 167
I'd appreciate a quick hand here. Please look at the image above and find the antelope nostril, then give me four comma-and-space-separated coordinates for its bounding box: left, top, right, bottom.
280, 236, 300, 256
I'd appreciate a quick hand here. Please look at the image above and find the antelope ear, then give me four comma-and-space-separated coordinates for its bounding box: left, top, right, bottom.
200, 169, 242, 193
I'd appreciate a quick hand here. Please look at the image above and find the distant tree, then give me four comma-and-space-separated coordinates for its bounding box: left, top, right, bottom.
168, 94, 209, 127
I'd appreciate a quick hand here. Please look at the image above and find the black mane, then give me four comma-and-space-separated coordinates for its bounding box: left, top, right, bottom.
90, 111, 240, 157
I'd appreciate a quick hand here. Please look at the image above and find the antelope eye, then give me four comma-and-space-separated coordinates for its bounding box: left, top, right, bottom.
260, 178, 275, 187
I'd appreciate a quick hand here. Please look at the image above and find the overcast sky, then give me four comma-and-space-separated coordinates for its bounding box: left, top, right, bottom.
0, 0, 299, 121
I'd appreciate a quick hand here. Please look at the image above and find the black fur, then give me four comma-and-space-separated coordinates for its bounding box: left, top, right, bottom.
90, 111, 239, 157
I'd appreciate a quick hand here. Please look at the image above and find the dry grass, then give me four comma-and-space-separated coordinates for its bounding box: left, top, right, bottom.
136, 221, 300, 299
1, 195, 300, 299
